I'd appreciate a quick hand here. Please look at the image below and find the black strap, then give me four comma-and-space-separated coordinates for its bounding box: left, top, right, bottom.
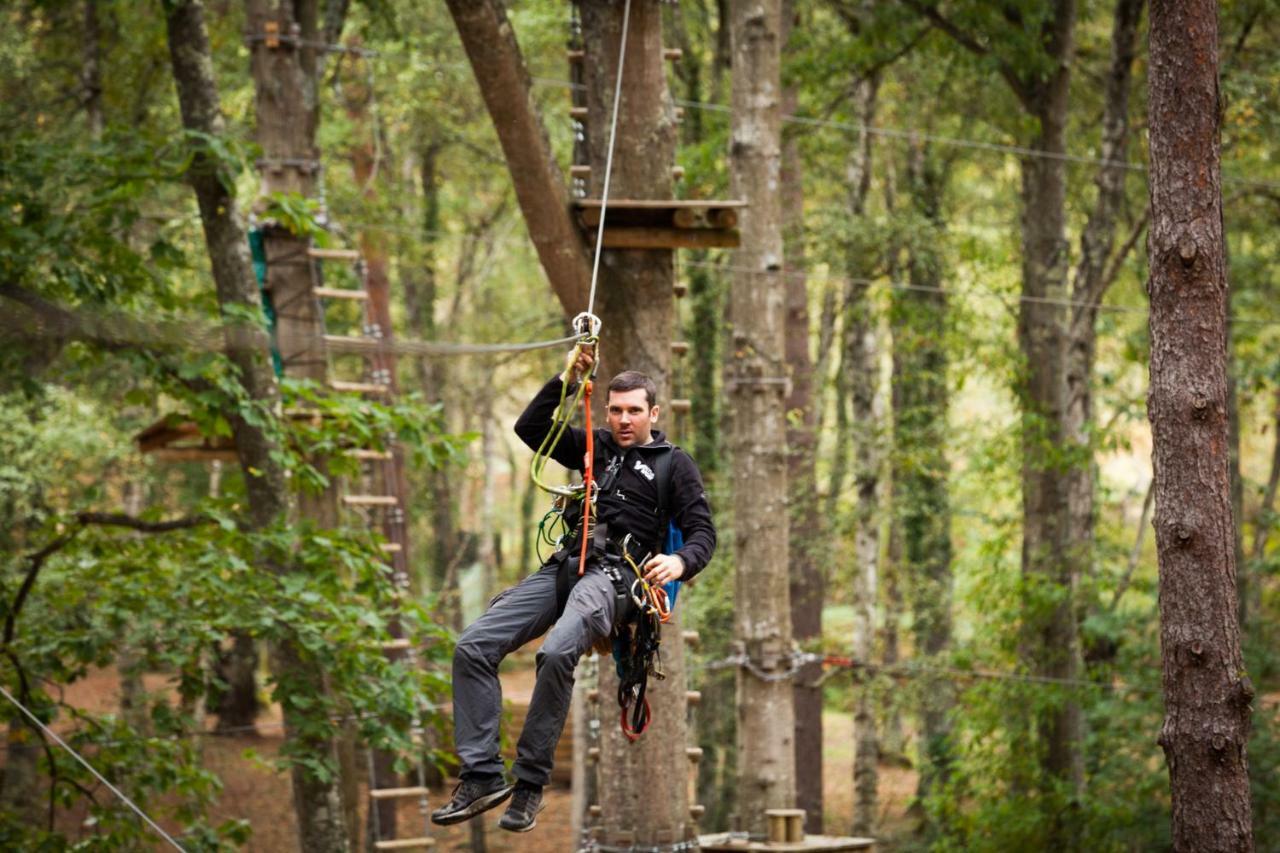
651, 446, 677, 532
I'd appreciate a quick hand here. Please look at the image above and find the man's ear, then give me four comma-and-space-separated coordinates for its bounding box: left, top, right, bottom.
650, 405, 660, 422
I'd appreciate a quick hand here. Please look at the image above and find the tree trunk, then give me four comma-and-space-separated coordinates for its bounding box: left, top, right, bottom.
444, 0, 592, 315
1066, 0, 1144, 623
1148, 0, 1254, 847
577, 2, 691, 847
896, 139, 952, 831
728, 0, 795, 836
781, 0, 822, 835
1012, 1, 1084, 832
163, 3, 350, 849
839, 70, 882, 840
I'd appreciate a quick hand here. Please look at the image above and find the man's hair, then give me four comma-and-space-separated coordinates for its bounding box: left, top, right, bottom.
607, 370, 658, 408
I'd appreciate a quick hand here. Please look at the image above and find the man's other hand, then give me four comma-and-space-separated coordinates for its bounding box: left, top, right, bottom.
642, 554, 685, 586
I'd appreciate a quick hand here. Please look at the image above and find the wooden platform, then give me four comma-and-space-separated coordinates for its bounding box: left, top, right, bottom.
135, 416, 237, 462
572, 199, 745, 250
698, 833, 875, 852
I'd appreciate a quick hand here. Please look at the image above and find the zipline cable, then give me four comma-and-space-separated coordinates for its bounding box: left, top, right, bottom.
0, 684, 188, 852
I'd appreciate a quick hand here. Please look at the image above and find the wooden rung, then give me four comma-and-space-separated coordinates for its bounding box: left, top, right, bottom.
348, 449, 393, 461
570, 106, 588, 120
587, 747, 600, 763
682, 630, 701, 648
672, 165, 685, 180
686, 747, 704, 762
379, 638, 412, 651
671, 341, 690, 356
686, 690, 702, 706
373, 839, 435, 851
323, 335, 382, 355
589, 804, 602, 817
370, 786, 431, 801
307, 247, 361, 261
313, 287, 369, 300
664, 48, 683, 61
329, 380, 391, 395
673, 281, 689, 297
380, 542, 402, 553
343, 495, 399, 507
669, 399, 692, 414
567, 49, 585, 62
690, 804, 706, 820
586, 688, 600, 703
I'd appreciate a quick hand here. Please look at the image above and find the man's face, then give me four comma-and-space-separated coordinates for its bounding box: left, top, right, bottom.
606, 388, 659, 448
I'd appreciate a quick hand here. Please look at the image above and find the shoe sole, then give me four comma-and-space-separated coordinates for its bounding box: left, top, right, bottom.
499, 801, 547, 833
430, 785, 514, 826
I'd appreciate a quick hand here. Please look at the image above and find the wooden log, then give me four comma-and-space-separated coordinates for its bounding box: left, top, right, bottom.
307, 247, 361, 261
369, 786, 431, 800
313, 286, 369, 300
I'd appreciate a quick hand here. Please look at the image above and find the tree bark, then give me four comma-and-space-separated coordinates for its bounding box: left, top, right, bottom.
1148, 0, 1254, 847
163, 3, 350, 849
781, 0, 822, 834
444, 0, 593, 315
728, 0, 795, 835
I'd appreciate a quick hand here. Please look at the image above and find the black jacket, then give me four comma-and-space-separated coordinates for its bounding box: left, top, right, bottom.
515, 376, 717, 580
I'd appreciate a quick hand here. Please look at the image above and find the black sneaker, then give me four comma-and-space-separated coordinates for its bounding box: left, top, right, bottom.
498, 782, 546, 832
430, 775, 513, 826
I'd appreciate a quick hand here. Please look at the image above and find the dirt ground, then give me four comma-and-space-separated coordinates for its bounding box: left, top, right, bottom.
34, 666, 915, 851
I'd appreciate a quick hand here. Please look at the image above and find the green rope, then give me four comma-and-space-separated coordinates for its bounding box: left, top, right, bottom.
247, 228, 283, 378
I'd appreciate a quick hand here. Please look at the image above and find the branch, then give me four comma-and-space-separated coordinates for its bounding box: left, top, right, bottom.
75, 512, 213, 533
1109, 478, 1155, 614
1094, 205, 1149, 304
4, 530, 81, 649
1250, 387, 1280, 565
901, 0, 1033, 105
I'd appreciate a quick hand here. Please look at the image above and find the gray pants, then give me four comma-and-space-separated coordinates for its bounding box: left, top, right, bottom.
452, 560, 618, 787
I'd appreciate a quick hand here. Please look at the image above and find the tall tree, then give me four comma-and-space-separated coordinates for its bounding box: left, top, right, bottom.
162, 1, 350, 848
1067, 0, 1146, 624
1147, 0, 1254, 847
895, 136, 953, 827
905, 2, 1084, 830
841, 69, 883, 840
781, 0, 824, 834
728, 0, 795, 834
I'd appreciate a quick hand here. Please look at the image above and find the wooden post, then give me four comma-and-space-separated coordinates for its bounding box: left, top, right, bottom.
728, 0, 796, 837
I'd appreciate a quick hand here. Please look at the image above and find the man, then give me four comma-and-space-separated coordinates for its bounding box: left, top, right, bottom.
431, 347, 717, 832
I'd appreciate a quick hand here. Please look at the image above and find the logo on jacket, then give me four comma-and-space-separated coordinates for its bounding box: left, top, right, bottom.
634, 458, 655, 481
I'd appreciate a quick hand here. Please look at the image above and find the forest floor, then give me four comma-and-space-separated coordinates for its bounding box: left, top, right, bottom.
41, 664, 917, 851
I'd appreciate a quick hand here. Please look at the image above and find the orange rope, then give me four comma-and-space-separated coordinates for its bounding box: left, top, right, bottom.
578, 379, 594, 577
